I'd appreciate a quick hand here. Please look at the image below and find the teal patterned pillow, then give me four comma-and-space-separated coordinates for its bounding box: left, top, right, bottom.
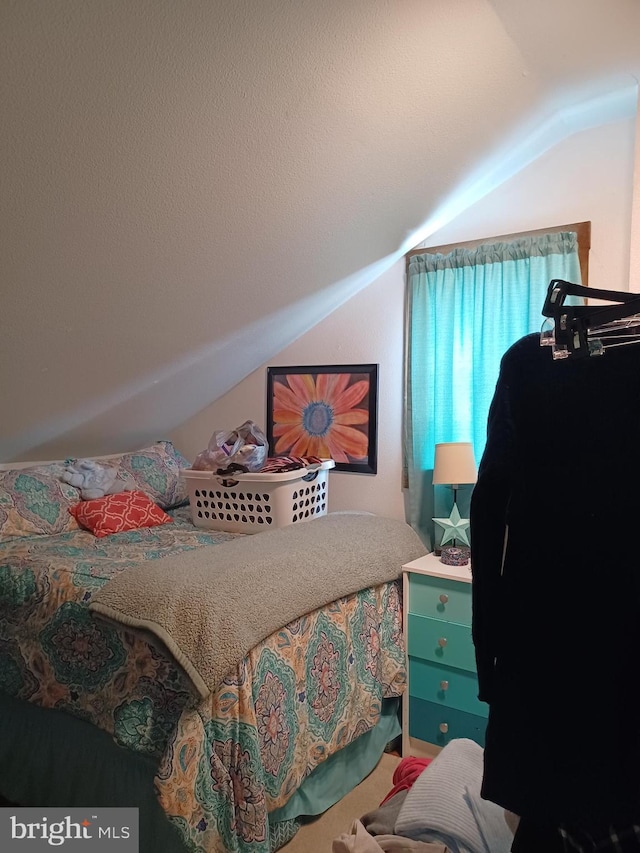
0, 463, 81, 540
112, 441, 189, 509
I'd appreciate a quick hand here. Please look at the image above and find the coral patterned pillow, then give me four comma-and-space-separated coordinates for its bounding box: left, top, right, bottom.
69, 490, 172, 537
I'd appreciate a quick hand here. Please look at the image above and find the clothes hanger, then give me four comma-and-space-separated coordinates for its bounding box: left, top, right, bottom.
540, 279, 640, 360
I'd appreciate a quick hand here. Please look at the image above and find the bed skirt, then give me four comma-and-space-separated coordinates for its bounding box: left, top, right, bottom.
0, 693, 400, 852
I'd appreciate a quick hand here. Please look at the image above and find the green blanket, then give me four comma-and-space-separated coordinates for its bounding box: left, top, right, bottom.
90, 513, 425, 698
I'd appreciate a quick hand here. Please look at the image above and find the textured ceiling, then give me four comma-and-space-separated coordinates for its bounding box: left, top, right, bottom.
2, 0, 640, 460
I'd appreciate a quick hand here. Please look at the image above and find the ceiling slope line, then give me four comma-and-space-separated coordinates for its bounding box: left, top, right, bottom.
402, 83, 638, 252
4, 84, 637, 461
0, 255, 399, 461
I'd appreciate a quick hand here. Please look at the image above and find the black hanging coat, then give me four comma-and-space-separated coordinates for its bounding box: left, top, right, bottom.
470, 332, 640, 827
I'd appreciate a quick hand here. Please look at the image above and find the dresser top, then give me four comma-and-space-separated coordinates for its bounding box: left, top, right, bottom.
402, 552, 472, 584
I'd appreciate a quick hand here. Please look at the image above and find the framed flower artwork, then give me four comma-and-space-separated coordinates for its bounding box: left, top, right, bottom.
266, 364, 378, 474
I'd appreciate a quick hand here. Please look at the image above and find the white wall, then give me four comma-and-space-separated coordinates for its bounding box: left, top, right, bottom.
2, 0, 558, 462
171, 260, 408, 521
172, 115, 637, 519
420, 116, 636, 292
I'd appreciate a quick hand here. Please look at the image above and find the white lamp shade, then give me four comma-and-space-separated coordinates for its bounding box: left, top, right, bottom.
432, 442, 477, 487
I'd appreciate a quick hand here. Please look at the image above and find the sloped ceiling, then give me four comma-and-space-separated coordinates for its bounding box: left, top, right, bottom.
2, 0, 640, 460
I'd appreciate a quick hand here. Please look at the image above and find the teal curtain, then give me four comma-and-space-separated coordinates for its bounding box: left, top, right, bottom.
405, 231, 581, 549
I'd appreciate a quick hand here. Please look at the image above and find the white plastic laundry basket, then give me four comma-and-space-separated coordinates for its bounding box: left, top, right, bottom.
182, 460, 335, 534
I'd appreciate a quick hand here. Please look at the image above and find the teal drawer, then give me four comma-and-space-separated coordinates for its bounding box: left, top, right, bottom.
409, 695, 486, 748
408, 573, 471, 625
409, 658, 487, 718
407, 613, 475, 673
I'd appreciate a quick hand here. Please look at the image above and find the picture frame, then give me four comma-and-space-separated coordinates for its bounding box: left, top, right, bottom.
266, 364, 378, 474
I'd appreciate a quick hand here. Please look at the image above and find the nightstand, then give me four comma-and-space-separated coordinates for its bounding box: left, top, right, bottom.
402, 552, 487, 758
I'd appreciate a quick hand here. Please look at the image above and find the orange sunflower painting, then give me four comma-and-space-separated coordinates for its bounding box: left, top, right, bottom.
266, 365, 378, 473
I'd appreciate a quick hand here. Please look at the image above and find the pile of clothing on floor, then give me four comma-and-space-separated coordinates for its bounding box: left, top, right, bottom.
333, 739, 517, 853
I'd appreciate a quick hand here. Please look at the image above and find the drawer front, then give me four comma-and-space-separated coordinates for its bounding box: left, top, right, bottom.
407, 613, 476, 673
408, 573, 471, 625
409, 658, 487, 718
409, 695, 487, 748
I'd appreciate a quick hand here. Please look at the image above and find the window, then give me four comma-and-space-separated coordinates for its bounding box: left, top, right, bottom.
404, 222, 590, 547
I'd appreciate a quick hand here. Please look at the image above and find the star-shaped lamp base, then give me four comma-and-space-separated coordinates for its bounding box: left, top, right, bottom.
433, 503, 471, 548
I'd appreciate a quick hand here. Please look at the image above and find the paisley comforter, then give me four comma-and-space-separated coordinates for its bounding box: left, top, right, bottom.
0, 507, 406, 852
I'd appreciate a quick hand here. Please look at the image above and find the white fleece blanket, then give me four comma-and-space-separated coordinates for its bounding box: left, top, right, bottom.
90, 513, 426, 699
333, 819, 449, 852
395, 739, 513, 853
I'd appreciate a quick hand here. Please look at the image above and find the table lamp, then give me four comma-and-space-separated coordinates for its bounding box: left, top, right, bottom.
432, 442, 477, 564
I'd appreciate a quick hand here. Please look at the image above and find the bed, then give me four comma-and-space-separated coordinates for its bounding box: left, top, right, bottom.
0, 442, 426, 853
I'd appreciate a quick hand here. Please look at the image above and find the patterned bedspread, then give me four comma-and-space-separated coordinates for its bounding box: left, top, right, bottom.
0, 508, 406, 853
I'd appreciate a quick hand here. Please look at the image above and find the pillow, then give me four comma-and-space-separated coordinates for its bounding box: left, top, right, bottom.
69, 490, 172, 538
105, 441, 190, 509
0, 462, 82, 540
0, 441, 189, 540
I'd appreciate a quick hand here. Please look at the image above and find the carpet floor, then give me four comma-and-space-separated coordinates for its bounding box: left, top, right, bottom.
0, 754, 401, 851
279, 752, 401, 853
